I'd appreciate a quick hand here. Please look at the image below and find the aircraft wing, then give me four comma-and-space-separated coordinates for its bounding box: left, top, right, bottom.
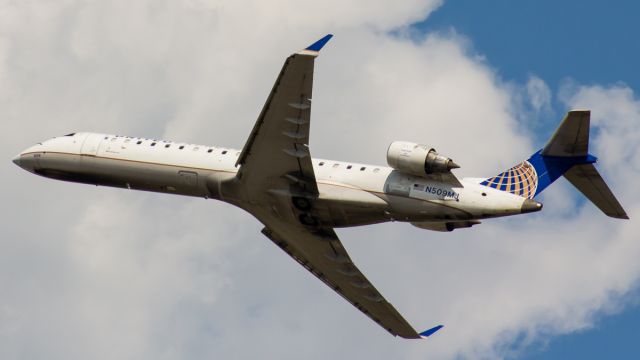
235, 35, 335, 197
257, 212, 438, 339
235, 35, 442, 339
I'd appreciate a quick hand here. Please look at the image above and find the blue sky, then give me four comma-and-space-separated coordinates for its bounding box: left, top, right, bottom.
417, 1, 640, 358
419, 0, 640, 90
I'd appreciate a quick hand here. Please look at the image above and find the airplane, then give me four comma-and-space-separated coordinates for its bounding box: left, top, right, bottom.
12, 34, 628, 339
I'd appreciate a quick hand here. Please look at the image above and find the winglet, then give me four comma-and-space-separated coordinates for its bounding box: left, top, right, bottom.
419, 325, 444, 339
306, 34, 333, 51
297, 34, 333, 56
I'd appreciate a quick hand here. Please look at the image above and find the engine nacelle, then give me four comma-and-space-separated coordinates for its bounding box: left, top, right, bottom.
386, 141, 459, 177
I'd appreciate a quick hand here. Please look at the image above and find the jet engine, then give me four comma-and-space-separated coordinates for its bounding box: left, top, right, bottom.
386, 141, 459, 177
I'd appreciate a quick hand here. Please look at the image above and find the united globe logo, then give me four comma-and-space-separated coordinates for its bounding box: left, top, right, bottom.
480, 161, 538, 199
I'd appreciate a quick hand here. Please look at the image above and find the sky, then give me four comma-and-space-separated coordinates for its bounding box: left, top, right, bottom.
2, 1, 640, 359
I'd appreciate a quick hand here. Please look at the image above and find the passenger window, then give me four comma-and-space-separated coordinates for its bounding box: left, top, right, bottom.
360, 167, 366, 171
136, 141, 142, 145
319, 162, 325, 166
151, 142, 156, 146
333, 163, 339, 168
207, 149, 213, 153
165, 144, 170, 148
222, 150, 228, 155
179, 145, 184, 150
373, 168, 380, 173
347, 165, 352, 169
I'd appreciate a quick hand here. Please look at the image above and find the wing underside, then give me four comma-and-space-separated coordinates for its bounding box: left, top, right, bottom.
257, 213, 422, 339
232, 35, 439, 339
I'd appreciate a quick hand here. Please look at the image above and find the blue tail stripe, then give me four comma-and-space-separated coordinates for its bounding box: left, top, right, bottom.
527, 151, 597, 196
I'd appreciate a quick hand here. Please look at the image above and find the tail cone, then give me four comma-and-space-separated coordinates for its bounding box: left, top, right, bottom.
521, 199, 543, 213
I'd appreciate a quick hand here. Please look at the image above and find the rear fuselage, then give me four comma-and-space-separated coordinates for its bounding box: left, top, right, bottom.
14, 132, 536, 228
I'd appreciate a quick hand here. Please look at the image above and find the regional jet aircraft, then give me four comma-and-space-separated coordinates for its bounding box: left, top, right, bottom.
13, 34, 628, 339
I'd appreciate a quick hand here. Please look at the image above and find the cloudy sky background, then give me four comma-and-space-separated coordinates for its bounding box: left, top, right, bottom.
2, 0, 639, 359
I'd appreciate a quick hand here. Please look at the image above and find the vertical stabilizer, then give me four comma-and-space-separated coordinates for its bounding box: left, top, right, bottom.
542, 110, 590, 157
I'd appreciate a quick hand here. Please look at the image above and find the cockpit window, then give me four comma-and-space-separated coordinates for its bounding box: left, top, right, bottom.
64, 133, 76, 137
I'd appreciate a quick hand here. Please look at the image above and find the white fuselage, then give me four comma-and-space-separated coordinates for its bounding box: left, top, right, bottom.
14, 132, 536, 228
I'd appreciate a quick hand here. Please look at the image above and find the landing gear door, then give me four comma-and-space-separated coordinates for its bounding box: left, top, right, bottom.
80, 134, 104, 156
179, 171, 198, 186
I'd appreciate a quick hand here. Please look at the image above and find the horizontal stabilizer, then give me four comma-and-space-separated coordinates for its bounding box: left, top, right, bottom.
564, 164, 629, 219
419, 325, 444, 338
542, 110, 590, 157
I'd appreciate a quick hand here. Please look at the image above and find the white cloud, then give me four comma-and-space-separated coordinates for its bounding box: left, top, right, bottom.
2, 1, 640, 359
526, 75, 552, 112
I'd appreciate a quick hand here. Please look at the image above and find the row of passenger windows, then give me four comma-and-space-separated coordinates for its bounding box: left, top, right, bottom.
317, 161, 381, 173
104, 136, 378, 168
148, 142, 228, 154
105, 136, 230, 155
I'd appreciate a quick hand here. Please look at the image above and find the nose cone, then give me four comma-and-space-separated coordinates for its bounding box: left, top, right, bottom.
521, 198, 543, 213
12, 154, 21, 167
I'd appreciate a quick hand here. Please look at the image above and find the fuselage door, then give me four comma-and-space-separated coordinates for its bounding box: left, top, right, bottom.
80, 133, 104, 156
33, 153, 42, 169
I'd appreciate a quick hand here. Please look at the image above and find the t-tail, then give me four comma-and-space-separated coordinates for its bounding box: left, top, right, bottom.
481, 110, 629, 219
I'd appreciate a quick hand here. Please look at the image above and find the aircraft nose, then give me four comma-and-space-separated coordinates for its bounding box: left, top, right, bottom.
12, 154, 21, 167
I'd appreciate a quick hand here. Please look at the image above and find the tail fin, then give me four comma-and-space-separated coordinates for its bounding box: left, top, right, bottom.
481, 110, 628, 219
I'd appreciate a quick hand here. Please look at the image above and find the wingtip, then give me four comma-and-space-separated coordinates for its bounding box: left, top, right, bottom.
419, 324, 444, 338
304, 34, 333, 52
612, 213, 630, 220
